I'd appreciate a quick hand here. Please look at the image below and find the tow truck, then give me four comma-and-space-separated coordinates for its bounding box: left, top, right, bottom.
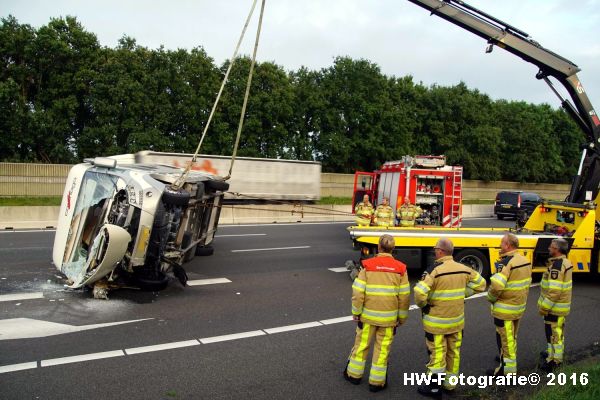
348, 0, 600, 279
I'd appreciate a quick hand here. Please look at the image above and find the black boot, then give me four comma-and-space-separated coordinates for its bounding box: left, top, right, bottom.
369, 383, 387, 392
369, 375, 388, 392
540, 360, 559, 373
417, 383, 442, 398
343, 362, 361, 385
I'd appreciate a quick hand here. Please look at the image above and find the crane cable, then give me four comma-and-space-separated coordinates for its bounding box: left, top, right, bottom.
173, 0, 265, 189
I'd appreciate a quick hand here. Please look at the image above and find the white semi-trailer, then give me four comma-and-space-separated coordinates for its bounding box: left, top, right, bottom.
136, 151, 322, 202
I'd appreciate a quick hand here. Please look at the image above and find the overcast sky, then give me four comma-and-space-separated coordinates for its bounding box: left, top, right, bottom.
4, 0, 600, 110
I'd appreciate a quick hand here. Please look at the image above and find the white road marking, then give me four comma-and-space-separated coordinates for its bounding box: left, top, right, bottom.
0, 362, 37, 374
467, 291, 490, 300
231, 246, 310, 253
320, 316, 354, 325
0, 292, 44, 302
200, 330, 266, 344
264, 321, 323, 334
0, 283, 544, 374
187, 278, 232, 286
216, 233, 267, 238
125, 340, 200, 355
41, 350, 125, 367
328, 267, 349, 273
0, 318, 152, 340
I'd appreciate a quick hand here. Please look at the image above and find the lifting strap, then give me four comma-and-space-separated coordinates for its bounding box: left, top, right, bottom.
173, 0, 266, 189
225, 0, 266, 180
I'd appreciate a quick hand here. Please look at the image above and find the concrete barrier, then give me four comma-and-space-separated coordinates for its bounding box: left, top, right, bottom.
462, 204, 494, 218
0, 206, 61, 229
0, 204, 495, 229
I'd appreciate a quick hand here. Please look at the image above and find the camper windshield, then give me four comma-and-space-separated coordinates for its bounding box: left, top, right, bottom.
61, 171, 120, 281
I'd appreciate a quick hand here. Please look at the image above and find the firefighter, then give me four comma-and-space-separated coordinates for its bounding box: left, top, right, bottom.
344, 234, 410, 392
538, 238, 572, 372
397, 197, 422, 227
414, 238, 486, 397
486, 233, 532, 376
355, 194, 374, 226
374, 197, 394, 227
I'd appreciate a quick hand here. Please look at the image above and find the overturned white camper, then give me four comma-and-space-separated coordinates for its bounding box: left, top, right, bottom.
52, 153, 228, 298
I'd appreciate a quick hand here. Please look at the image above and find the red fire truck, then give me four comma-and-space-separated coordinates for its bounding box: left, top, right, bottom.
351, 155, 463, 227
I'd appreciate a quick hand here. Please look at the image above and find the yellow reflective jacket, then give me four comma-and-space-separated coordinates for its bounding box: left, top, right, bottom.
414, 255, 486, 334
538, 255, 572, 316
355, 201, 374, 226
351, 253, 410, 327
397, 204, 422, 227
487, 250, 532, 320
374, 205, 394, 227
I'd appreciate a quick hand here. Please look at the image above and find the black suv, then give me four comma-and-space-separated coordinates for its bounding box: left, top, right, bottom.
494, 191, 542, 220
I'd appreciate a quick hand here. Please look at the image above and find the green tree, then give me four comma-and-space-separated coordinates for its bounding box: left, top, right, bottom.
28, 16, 100, 162
549, 109, 585, 183
209, 58, 294, 159
385, 75, 427, 160
315, 56, 392, 172
494, 101, 564, 182
288, 67, 323, 160
418, 82, 501, 181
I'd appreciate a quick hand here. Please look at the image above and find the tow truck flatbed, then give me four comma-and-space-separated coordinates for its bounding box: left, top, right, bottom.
348, 202, 596, 277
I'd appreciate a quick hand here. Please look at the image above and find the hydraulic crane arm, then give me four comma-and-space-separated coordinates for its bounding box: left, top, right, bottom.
407, 0, 600, 203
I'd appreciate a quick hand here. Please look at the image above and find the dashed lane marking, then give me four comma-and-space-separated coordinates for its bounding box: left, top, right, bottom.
125, 340, 200, 355
0, 292, 44, 302
231, 246, 310, 253
264, 322, 323, 334
200, 330, 266, 344
41, 350, 125, 367
328, 267, 349, 273
187, 278, 232, 286
319, 316, 353, 325
0, 362, 37, 374
0, 284, 543, 374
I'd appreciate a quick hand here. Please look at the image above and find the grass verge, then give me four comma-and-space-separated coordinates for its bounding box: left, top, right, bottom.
317, 196, 353, 205
528, 360, 600, 400
0, 196, 62, 206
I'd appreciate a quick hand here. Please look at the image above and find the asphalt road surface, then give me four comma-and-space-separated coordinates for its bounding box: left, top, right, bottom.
1, 218, 599, 399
